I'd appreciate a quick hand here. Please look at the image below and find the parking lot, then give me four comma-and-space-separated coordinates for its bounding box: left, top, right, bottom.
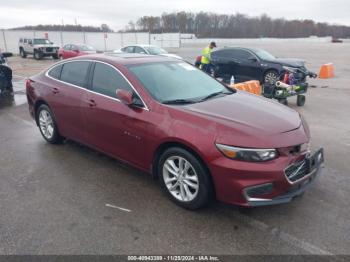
0, 41, 350, 256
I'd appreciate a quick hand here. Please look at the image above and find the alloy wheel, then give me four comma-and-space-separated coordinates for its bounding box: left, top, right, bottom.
39, 109, 54, 139
264, 72, 279, 85
162, 156, 199, 202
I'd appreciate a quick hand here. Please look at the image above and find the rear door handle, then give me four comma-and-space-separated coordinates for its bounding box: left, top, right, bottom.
87, 99, 97, 107
52, 87, 60, 94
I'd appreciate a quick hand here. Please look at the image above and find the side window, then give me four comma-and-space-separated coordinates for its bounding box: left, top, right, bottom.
212, 49, 232, 58
125, 46, 135, 53
24, 39, 28, 44
48, 64, 63, 79
28, 39, 32, 45
63, 44, 71, 50
19, 38, 23, 43
233, 50, 251, 60
60, 61, 90, 87
92, 62, 133, 98
134, 47, 146, 54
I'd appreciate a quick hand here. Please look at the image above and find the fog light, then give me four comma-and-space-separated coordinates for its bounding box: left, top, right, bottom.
245, 183, 274, 199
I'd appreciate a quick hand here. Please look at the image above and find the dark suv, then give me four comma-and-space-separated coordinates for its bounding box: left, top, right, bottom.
210, 47, 313, 84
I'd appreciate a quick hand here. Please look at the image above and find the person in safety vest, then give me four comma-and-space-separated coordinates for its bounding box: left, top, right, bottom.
200, 41, 216, 74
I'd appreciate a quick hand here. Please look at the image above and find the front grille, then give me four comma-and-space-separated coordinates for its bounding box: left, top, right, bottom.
285, 160, 309, 183
45, 47, 53, 52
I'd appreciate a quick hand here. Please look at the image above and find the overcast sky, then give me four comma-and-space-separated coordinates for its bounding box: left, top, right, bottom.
1, 0, 350, 30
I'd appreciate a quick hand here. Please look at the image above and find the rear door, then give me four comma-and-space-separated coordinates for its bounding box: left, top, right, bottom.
46, 61, 91, 143
211, 49, 239, 79
82, 62, 151, 167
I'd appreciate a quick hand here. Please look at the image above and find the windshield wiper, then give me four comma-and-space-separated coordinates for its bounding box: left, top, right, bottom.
162, 99, 198, 105
199, 90, 232, 102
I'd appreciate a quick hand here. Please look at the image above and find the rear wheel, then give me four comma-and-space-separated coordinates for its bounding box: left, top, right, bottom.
297, 95, 306, 106
52, 53, 59, 59
36, 104, 63, 144
158, 147, 213, 210
263, 70, 279, 85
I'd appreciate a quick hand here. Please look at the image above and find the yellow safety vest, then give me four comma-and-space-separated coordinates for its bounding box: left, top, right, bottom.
201, 46, 211, 64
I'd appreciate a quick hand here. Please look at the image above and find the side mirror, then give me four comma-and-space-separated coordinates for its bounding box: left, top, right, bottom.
116, 89, 133, 105
248, 57, 258, 62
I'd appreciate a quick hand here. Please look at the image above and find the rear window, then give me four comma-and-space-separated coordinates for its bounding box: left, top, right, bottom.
60, 61, 90, 87
48, 64, 63, 79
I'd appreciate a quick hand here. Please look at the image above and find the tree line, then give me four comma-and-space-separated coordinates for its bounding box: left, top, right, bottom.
10, 24, 113, 32
123, 11, 350, 38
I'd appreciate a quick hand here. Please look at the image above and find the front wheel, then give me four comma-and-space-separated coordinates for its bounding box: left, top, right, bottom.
34, 50, 42, 60
263, 70, 279, 85
36, 104, 63, 144
52, 53, 59, 59
158, 147, 213, 210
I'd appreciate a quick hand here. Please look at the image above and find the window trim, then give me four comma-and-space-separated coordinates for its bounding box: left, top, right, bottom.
45, 59, 149, 111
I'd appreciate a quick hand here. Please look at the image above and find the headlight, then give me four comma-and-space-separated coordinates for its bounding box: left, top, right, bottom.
216, 144, 278, 162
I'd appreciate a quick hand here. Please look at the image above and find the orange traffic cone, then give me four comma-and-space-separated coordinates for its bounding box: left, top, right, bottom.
319, 63, 335, 78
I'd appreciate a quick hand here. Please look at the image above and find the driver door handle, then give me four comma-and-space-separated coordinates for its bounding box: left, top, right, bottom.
52, 87, 60, 94
87, 99, 97, 107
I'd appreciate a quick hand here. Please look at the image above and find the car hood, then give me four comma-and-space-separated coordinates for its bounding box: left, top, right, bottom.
266, 58, 305, 67
35, 44, 59, 48
173, 91, 308, 148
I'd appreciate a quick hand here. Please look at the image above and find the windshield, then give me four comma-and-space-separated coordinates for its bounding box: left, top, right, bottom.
78, 45, 95, 51
33, 39, 51, 45
144, 46, 167, 55
128, 62, 231, 103
254, 49, 275, 60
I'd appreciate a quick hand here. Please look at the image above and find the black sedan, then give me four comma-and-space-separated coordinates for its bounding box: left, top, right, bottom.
208, 47, 313, 84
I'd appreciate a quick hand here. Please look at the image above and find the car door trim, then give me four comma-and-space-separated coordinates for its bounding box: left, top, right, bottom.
45, 59, 149, 111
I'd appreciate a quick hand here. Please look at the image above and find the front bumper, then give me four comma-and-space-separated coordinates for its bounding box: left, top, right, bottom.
246, 164, 323, 207
210, 148, 324, 207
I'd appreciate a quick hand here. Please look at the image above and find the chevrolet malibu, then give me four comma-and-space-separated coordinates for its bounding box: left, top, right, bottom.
26, 54, 324, 209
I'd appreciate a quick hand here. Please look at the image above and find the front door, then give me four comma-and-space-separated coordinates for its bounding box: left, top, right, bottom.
82, 62, 151, 168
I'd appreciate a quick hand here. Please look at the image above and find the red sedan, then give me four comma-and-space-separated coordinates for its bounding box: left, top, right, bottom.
58, 44, 96, 59
26, 54, 324, 209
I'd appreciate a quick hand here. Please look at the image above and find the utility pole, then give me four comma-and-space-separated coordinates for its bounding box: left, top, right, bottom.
2, 29, 8, 52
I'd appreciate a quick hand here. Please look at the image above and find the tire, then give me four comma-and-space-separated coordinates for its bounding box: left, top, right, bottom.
263, 70, 279, 85
36, 104, 63, 144
158, 147, 213, 210
20, 48, 27, 58
52, 53, 59, 59
34, 50, 42, 60
297, 95, 306, 106
278, 98, 288, 106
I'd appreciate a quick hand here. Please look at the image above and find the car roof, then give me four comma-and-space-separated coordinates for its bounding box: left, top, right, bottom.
124, 44, 158, 48
68, 53, 178, 65
214, 47, 260, 53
